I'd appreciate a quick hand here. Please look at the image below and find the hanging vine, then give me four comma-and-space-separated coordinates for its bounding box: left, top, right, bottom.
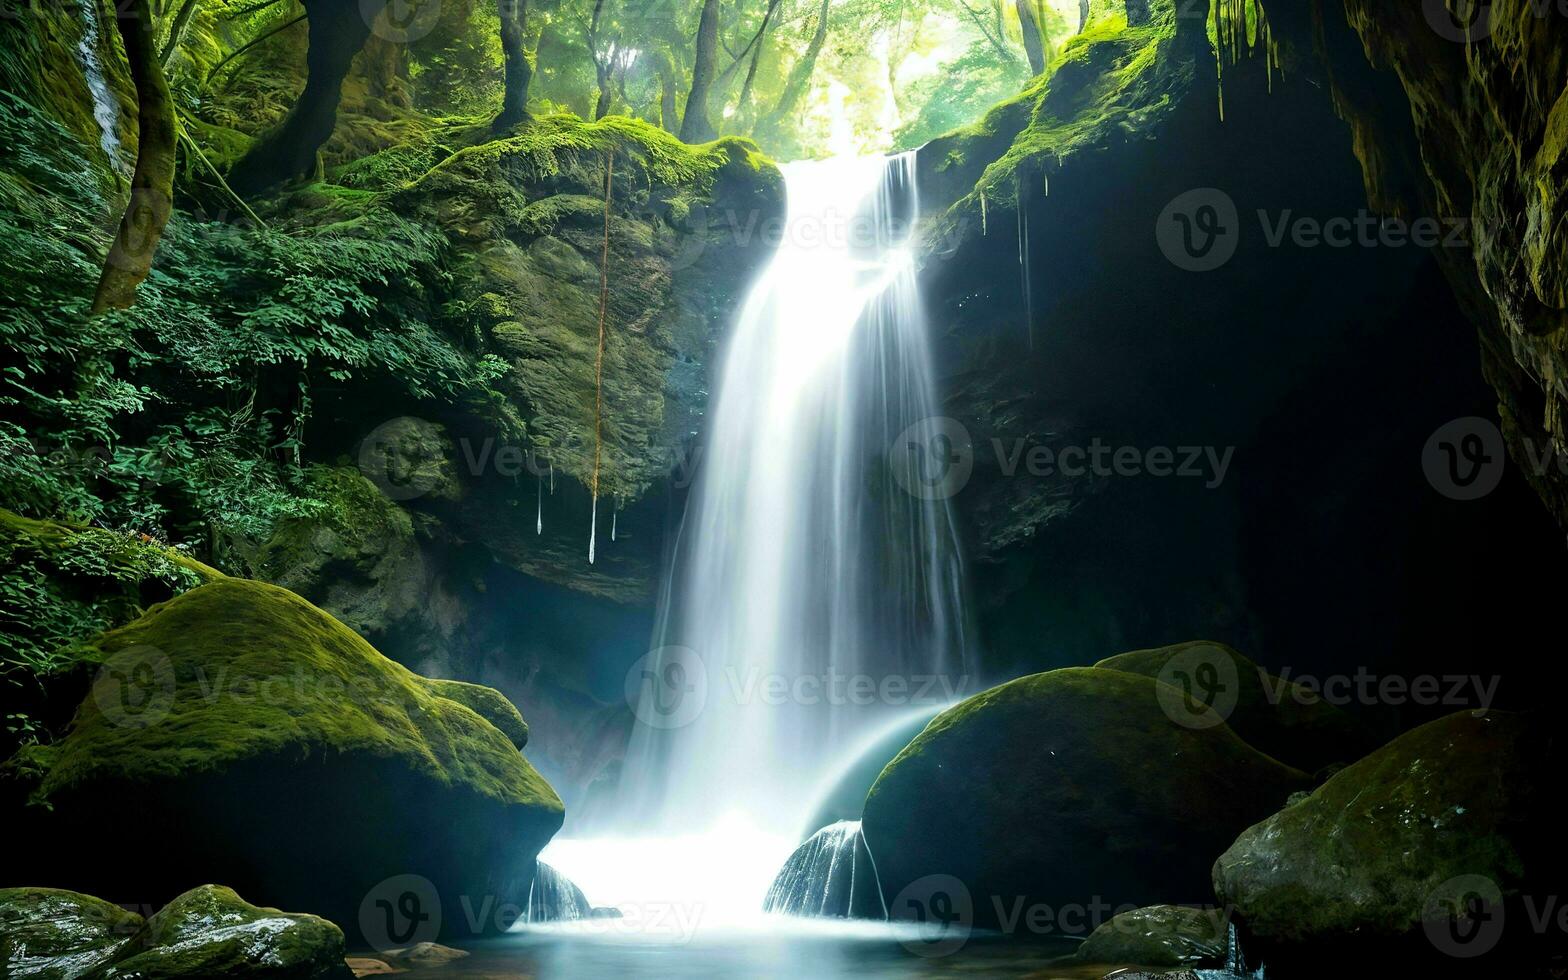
588, 147, 615, 564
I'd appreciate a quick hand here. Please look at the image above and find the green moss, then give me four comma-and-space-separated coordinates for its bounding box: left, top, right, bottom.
1214, 711, 1546, 944
34, 578, 562, 813
920, 0, 1195, 240
0, 887, 143, 980
423, 678, 530, 750
83, 884, 348, 980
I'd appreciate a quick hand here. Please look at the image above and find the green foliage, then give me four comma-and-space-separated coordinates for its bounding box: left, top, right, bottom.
0, 97, 510, 563
0, 509, 214, 684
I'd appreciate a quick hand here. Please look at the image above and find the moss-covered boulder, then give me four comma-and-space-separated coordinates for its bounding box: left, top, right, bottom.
80, 885, 351, 980
1075, 904, 1228, 969
1213, 710, 1561, 969
12, 579, 563, 944
862, 668, 1308, 932
0, 887, 144, 979
1095, 641, 1369, 773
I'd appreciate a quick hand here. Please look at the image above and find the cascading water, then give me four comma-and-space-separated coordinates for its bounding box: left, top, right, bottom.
73, 0, 122, 166
526, 861, 592, 923
542, 154, 969, 925
762, 821, 886, 919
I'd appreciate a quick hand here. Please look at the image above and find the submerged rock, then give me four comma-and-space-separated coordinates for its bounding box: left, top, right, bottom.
863, 668, 1308, 932
1076, 905, 1228, 969
13, 579, 563, 945
377, 942, 469, 968
763, 821, 886, 920
1095, 640, 1368, 774
0, 887, 144, 980
1213, 710, 1561, 968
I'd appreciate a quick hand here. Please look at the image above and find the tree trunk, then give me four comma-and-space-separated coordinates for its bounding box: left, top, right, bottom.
678, 0, 721, 143
158, 0, 200, 64
227, 0, 371, 195
658, 58, 680, 132
494, 0, 531, 128
756, 0, 828, 138
94, 0, 176, 314
1015, 0, 1045, 75
1078, 0, 1089, 31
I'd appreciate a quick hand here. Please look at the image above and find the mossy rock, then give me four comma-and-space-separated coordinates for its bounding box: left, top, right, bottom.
1213, 710, 1562, 969
862, 668, 1308, 932
1095, 640, 1370, 773
14, 579, 563, 944
0, 887, 144, 979
1076, 904, 1228, 969
81, 885, 351, 980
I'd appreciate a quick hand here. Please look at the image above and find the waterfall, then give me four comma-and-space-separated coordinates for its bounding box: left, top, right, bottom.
1196, 923, 1266, 980
545, 154, 970, 923
74, 0, 122, 166
526, 861, 592, 923
763, 821, 887, 920
617, 153, 967, 832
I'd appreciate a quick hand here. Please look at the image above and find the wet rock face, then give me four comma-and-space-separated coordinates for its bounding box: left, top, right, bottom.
1075, 904, 1229, 969
0, 888, 145, 980
1310, 0, 1568, 527
1213, 710, 1563, 971
861, 667, 1308, 933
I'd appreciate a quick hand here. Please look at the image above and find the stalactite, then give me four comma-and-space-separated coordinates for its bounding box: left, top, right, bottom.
588, 148, 615, 564
536, 470, 543, 535
1017, 172, 1033, 351
980, 189, 988, 236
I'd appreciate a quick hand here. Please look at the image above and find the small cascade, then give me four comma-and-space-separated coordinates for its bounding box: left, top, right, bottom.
536, 471, 543, 534
74, 0, 122, 165
526, 861, 592, 923
1196, 923, 1266, 980
762, 821, 886, 920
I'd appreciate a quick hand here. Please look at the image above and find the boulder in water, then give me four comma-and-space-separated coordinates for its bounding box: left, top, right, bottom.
1094, 640, 1368, 774
764, 821, 886, 919
0, 887, 144, 979
2, 884, 352, 980
1213, 710, 1561, 970
12, 579, 564, 945
862, 668, 1308, 932
1076, 905, 1229, 969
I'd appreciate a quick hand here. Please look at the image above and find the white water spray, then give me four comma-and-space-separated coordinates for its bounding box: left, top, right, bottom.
74, 0, 122, 166
545, 154, 968, 922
